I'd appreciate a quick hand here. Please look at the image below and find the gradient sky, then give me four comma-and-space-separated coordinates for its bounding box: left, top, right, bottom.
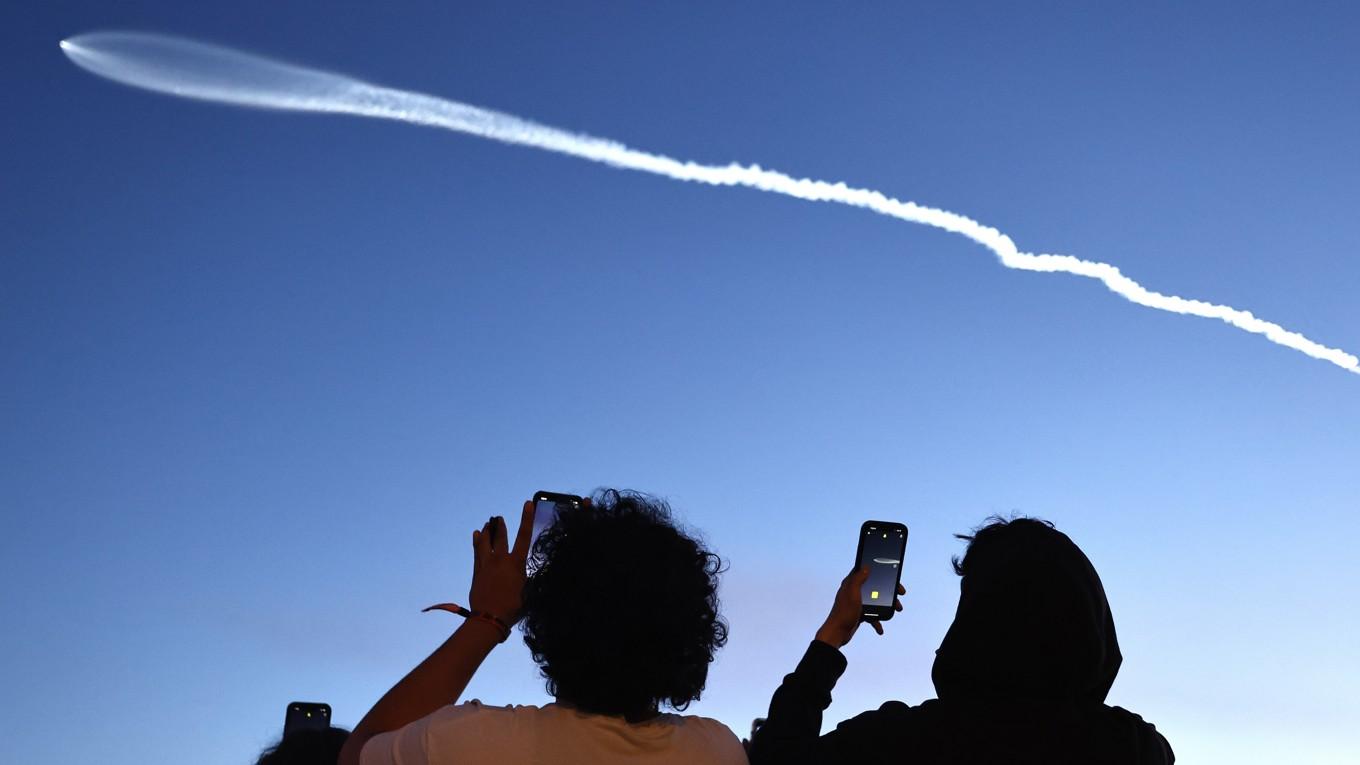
4, 3, 1359, 763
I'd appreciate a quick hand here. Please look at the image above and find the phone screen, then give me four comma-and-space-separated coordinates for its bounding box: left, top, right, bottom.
531, 491, 582, 550
857, 522, 908, 617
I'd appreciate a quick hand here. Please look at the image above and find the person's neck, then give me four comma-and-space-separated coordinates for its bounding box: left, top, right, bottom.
624, 707, 661, 724
555, 697, 660, 723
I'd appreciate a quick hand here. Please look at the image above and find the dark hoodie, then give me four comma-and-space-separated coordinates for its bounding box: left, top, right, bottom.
749, 519, 1173, 764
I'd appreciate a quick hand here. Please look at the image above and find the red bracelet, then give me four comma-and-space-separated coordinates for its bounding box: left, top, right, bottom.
422, 603, 511, 643
467, 611, 511, 643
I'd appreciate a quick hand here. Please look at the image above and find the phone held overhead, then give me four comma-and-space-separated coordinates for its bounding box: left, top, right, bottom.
530, 490, 583, 550
421, 491, 584, 631
855, 521, 908, 621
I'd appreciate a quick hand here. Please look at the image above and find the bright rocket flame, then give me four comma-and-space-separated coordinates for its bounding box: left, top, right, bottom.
60, 31, 1360, 376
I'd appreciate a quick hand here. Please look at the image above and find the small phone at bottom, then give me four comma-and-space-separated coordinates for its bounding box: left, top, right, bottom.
284, 701, 331, 737
855, 520, 908, 620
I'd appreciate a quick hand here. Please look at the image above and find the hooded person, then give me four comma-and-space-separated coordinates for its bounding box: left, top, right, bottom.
748, 517, 1173, 764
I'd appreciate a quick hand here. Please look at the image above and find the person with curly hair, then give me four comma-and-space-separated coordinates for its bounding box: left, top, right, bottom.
339, 490, 744, 765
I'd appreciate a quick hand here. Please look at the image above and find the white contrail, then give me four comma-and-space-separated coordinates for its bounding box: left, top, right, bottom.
60, 31, 1359, 376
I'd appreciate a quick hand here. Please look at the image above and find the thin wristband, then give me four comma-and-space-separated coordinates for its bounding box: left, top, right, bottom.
422, 603, 511, 643
466, 611, 511, 643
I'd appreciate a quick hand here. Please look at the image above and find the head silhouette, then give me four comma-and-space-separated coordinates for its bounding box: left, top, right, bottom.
931, 517, 1122, 706
255, 727, 349, 765
519, 489, 728, 719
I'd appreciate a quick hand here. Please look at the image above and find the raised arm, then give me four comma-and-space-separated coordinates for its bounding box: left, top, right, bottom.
337, 503, 535, 765
748, 568, 905, 765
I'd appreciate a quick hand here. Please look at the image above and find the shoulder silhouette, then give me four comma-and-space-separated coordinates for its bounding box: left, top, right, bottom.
751, 516, 1174, 765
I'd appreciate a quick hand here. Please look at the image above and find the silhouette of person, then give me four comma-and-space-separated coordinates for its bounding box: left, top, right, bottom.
339, 490, 745, 765
750, 516, 1174, 764
256, 727, 349, 765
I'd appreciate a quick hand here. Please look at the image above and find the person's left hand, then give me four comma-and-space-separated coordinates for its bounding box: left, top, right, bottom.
468, 501, 534, 625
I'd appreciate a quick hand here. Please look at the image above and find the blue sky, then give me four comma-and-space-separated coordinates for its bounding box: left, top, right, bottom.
3, 2, 1358, 763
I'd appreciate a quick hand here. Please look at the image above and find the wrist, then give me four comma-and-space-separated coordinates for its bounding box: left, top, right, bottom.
467, 600, 519, 627
459, 615, 510, 644
815, 623, 850, 648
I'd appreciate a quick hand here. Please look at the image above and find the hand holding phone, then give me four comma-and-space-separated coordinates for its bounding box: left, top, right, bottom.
464, 492, 586, 626
814, 521, 908, 648
467, 503, 537, 626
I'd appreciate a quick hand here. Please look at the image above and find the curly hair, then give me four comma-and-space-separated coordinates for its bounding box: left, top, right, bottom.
520, 489, 728, 718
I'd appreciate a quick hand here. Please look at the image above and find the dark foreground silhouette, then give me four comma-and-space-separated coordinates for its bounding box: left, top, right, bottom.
750, 517, 1174, 765
339, 490, 746, 765
256, 727, 349, 765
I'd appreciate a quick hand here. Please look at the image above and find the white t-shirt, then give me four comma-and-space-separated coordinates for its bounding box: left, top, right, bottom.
361, 701, 747, 765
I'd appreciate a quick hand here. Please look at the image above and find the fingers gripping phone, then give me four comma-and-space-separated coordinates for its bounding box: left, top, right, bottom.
856, 521, 908, 620
531, 491, 583, 550
283, 701, 331, 737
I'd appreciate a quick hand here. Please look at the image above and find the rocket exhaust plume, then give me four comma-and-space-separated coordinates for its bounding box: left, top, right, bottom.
60, 31, 1359, 376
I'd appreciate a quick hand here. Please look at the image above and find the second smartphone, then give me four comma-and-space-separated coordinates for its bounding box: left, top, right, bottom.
283, 701, 331, 737
855, 520, 909, 620
531, 490, 583, 549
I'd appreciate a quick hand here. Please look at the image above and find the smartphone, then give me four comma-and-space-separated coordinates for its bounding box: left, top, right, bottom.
856, 520, 908, 621
283, 701, 331, 737
531, 490, 583, 549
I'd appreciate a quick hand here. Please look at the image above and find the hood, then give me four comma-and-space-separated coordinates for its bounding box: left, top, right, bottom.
931, 522, 1122, 705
